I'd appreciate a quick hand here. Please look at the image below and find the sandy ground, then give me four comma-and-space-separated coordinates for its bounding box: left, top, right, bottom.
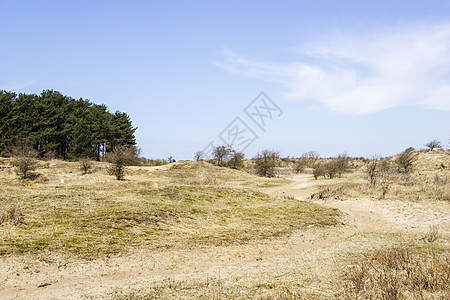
1, 174, 449, 299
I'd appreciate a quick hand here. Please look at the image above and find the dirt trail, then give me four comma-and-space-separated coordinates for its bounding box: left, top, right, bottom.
1, 174, 449, 299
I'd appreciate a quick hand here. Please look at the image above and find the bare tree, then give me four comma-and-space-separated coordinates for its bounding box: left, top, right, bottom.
317, 153, 349, 179
312, 163, 326, 180
379, 159, 394, 199
167, 156, 176, 163
213, 145, 233, 166
254, 149, 279, 177
396, 147, 416, 173
105, 145, 138, 180
324, 160, 339, 179
194, 151, 204, 161
366, 155, 380, 187
425, 139, 442, 151
294, 157, 308, 173
335, 152, 349, 178
305, 151, 320, 167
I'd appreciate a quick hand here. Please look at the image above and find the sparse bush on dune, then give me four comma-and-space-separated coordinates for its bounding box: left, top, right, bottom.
254, 149, 280, 177
0, 200, 24, 225
294, 157, 308, 173
9, 138, 39, 180
396, 147, 417, 173
365, 155, 380, 187
313, 163, 326, 180
311, 153, 349, 180
79, 158, 93, 175
227, 151, 245, 170
378, 158, 395, 199
213, 145, 233, 167
194, 151, 204, 161
105, 145, 139, 180
12, 156, 38, 179
425, 139, 442, 151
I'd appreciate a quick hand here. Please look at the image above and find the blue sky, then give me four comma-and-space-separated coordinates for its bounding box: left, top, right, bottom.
1, 0, 449, 159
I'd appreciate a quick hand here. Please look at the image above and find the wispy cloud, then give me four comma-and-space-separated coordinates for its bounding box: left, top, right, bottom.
0, 80, 37, 92
215, 23, 450, 114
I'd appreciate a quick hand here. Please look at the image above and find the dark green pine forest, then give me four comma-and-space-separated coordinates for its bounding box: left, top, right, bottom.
0, 90, 137, 160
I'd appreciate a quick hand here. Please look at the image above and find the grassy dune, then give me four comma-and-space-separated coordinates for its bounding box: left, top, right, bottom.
0, 160, 340, 259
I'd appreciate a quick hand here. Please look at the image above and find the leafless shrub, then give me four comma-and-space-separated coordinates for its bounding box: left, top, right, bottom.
334, 153, 350, 178
417, 174, 450, 201
396, 147, 417, 173
8, 138, 39, 179
379, 159, 394, 199
105, 145, 138, 180
432, 174, 450, 199
312, 154, 349, 180
312, 163, 326, 180
12, 156, 38, 179
213, 145, 233, 167
227, 151, 245, 169
366, 155, 380, 187
425, 139, 442, 151
194, 151, 204, 161
43, 150, 56, 161
305, 151, 320, 167
79, 158, 93, 175
254, 149, 280, 177
422, 226, 440, 243
294, 157, 308, 173
0, 201, 24, 225
324, 160, 340, 179
296, 151, 320, 173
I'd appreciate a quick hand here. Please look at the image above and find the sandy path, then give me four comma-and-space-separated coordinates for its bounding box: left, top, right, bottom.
1, 174, 449, 299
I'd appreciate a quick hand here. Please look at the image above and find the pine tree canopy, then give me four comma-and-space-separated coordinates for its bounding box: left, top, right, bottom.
0, 89, 137, 160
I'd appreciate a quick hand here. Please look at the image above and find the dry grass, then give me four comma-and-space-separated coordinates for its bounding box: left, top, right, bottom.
312, 171, 450, 202
337, 241, 449, 299
187, 169, 219, 185
0, 159, 340, 259
107, 280, 309, 300
421, 226, 441, 243
310, 185, 346, 200
0, 199, 24, 225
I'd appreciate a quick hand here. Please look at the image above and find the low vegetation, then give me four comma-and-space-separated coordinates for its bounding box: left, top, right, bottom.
0, 160, 340, 259
338, 241, 449, 299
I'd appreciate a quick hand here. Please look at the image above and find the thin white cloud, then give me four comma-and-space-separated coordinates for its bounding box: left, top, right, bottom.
215, 23, 450, 114
0, 81, 36, 92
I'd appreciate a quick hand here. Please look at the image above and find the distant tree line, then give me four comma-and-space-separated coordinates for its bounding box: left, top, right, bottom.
0, 90, 136, 160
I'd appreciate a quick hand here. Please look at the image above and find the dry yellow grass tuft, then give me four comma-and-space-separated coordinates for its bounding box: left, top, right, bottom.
337, 242, 450, 299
